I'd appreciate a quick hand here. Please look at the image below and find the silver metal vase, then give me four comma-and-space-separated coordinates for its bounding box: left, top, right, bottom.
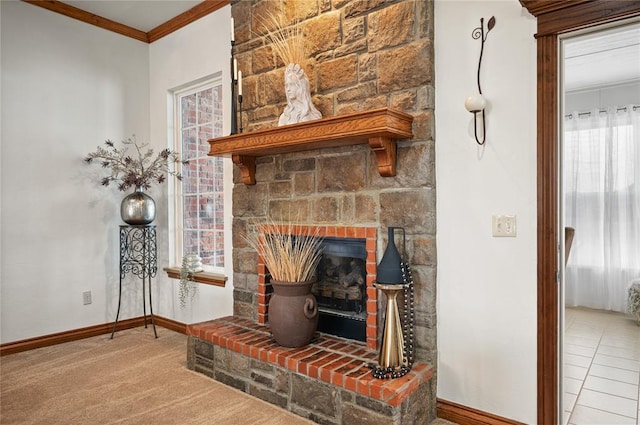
120, 187, 156, 225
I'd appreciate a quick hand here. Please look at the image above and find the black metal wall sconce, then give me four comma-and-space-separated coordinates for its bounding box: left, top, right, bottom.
465, 16, 495, 146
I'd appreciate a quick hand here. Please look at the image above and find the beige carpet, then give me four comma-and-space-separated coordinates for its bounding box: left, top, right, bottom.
0, 327, 314, 425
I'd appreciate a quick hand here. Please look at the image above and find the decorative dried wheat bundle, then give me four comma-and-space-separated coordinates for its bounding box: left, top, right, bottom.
245, 219, 323, 283
261, 10, 306, 68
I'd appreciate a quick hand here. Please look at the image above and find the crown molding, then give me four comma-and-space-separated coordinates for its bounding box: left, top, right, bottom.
23, 0, 231, 44
148, 0, 230, 42
519, 0, 591, 17
23, 0, 149, 42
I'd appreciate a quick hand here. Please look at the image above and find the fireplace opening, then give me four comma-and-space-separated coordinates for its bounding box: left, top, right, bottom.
313, 237, 367, 342
257, 226, 377, 349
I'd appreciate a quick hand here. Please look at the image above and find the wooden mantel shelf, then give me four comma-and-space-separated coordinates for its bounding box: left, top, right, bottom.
207, 108, 413, 185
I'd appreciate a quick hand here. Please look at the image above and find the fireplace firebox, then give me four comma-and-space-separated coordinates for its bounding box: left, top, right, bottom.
257, 226, 378, 350
313, 237, 367, 342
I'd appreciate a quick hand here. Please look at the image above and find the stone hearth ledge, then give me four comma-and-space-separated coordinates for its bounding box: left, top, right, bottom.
187, 317, 434, 424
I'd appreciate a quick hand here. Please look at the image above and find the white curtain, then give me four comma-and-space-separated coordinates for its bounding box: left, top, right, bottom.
564, 105, 640, 313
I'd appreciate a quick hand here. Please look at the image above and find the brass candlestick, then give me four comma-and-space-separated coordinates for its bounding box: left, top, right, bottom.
375, 282, 407, 369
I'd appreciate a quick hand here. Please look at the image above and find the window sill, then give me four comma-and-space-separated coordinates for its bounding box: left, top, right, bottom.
163, 267, 227, 287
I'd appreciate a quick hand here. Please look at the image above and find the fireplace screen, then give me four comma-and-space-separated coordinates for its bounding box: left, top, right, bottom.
312, 237, 367, 341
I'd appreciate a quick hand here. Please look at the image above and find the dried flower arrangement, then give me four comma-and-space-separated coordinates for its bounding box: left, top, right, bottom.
84, 135, 187, 191
244, 220, 323, 283
261, 10, 306, 68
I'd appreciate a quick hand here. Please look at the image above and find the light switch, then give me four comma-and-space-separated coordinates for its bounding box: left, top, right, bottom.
492, 215, 516, 237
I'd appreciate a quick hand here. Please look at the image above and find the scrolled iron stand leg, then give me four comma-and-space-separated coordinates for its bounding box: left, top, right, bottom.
142, 236, 148, 329
111, 262, 123, 339
111, 228, 126, 339
147, 274, 157, 338
146, 228, 157, 338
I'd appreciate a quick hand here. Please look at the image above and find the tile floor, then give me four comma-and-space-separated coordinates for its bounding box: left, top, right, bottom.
564, 307, 640, 424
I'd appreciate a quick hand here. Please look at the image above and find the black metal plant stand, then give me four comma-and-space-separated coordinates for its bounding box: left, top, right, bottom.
111, 225, 158, 339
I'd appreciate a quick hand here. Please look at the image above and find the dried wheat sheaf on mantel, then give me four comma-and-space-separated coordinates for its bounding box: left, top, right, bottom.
260, 11, 306, 68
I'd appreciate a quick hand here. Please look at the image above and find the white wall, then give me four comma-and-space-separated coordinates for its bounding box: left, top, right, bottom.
435, 1, 538, 422
1, 1, 149, 342
0, 2, 235, 343
149, 6, 234, 324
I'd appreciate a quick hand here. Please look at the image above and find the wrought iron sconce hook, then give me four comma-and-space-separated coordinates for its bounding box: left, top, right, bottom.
465, 16, 495, 145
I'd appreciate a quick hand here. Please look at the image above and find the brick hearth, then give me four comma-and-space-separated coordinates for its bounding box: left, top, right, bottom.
187, 317, 434, 424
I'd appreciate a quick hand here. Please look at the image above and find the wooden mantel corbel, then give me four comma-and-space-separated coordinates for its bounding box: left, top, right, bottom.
207, 108, 413, 185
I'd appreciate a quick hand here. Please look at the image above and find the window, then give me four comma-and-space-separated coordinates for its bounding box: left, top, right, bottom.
564, 121, 635, 193
174, 79, 225, 272
563, 108, 639, 275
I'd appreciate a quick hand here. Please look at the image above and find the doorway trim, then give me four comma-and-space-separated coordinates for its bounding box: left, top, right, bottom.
519, 1, 640, 424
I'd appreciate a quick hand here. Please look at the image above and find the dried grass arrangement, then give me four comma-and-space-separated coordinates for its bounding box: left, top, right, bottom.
259, 7, 321, 126
245, 220, 323, 283
260, 11, 306, 68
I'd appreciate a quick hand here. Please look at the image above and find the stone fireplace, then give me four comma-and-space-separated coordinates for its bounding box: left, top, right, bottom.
187, 0, 436, 424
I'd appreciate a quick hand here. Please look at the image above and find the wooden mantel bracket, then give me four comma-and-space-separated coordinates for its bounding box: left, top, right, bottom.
208, 108, 413, 185
368, 136, 396, 177
231, 155, 256, 185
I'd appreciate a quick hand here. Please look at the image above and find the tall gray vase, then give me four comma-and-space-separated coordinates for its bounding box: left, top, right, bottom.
121, 187, 156, 225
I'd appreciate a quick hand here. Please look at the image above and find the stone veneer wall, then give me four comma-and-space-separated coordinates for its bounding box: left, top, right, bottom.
230, 0, 436, 367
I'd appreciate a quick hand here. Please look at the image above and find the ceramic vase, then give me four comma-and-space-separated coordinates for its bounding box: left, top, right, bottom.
268, 280, 318, 347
